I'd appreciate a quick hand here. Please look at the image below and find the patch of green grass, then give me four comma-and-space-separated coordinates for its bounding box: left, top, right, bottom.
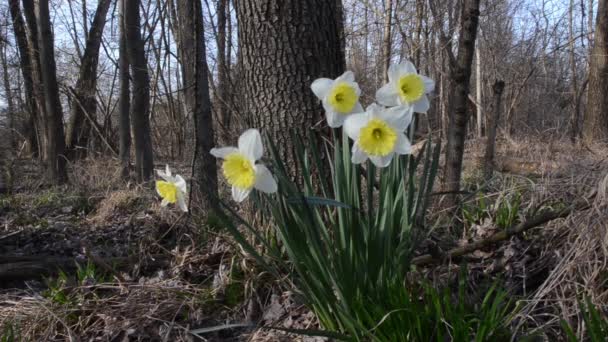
561, 297, 608, 342
1, 323, 16, 342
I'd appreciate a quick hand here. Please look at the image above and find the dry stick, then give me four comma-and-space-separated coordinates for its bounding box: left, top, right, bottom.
412, 195, 595, 266
65, 86, 119, 157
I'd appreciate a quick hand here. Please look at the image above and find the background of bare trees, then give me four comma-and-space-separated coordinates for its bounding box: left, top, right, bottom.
0, 0, 604, 190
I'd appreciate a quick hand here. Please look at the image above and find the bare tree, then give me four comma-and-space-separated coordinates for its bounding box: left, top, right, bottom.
118, 0, 131, 179
441, 0, 481, 206
34, 0, 68, 184
381, 0, 393, 83
8, 0, 38, 155
0, 20, 16, 149
65, 0, 112, 159
216, 0, 230, 144
583, 0, 608, 143
124, 0, 154, 181
174, 0, 218, 212
483, 80, 504, 180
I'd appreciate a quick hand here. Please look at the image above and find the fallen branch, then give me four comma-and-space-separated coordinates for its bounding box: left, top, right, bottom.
412, 194, 595, 266
0, 254, 168, 283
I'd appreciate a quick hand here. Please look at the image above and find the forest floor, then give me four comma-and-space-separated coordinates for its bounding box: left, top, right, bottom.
0, 135, 607, 341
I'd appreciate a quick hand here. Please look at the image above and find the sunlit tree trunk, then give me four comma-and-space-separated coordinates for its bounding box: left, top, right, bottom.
442, 0, 481, 206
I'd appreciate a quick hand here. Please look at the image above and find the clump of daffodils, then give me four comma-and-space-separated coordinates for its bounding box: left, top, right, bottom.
158, 60, 433, 206
210, 129, 277, 202
156, 165, 188, 212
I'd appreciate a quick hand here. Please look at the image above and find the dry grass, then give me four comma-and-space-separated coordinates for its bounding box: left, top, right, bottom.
2, 136, 607, 341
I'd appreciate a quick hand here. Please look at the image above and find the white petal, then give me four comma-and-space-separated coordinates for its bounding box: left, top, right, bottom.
413, 96, 430, 113
388, 64, 402, 83
238, 129, 264, 161
210, 146, 238, 159
176, 191, 188, 212
161, 199, 170, 207
232, 187, 252, 203
421, 75, 435, 93
380, 105, 414, 132
400, 60, 417, 74
156, 170, 174, 183
311, 78, 333, 99
370, 154, 395, 168
165, 165, 172, 177
336, 70, 355, 83
175, 175, 187, 194
351, 144, 368, 164
376, 84, 400, 107
343, 113, 368, 140
394, 133, 412, 155
254, 164, 278, 193
326, 110, 346, 128
352, 102, 364, 114
366, 103, 382, 118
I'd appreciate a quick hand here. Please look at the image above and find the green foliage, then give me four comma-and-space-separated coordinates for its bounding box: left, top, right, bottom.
1, 324, 16, 342
42, 271, 72, 305
462, 192, 521, 229
561, 297, 608, 342
494, 192, 521, 229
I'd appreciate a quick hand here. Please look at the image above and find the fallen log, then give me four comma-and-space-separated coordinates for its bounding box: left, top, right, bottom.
0, 254, 169, 284
412, 193, 595, 266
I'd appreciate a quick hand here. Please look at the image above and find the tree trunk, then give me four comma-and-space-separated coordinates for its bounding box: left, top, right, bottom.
22, 0, 48, 159
0, 33, 16, 149
443, 0, 481, 206
569, 0, 580, 142
235, 0, 345, 180
381, 0, 393, 84
475, 43, 483, 137
483, 80, 505, 181
65, 0, 112, 160
8, 0, 39, 156
118, 0, 131, 180
124, 0, 154, 182
34, 0, 68, 184
216, 0, 230, 144
583, 0, 608, 144
175, 0, 218, 212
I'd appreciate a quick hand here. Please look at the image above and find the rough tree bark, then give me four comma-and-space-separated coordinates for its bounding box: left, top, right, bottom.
174, 0, 218, 212
118, 0, 131, 179
8, 0, 39, 156
583, 0, 608, 144
65, 0, 112, 160
443, 0, 481, 206
235, 0, 345, 180
34, 0, 68, 184
124, 0, 154, 182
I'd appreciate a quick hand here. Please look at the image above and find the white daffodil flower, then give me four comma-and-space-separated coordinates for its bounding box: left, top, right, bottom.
210, 129, 278, 202
343, 103, 414, 168
311, 71, 364, 128
156, 165, 188, 212
376, 61, 435, 113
